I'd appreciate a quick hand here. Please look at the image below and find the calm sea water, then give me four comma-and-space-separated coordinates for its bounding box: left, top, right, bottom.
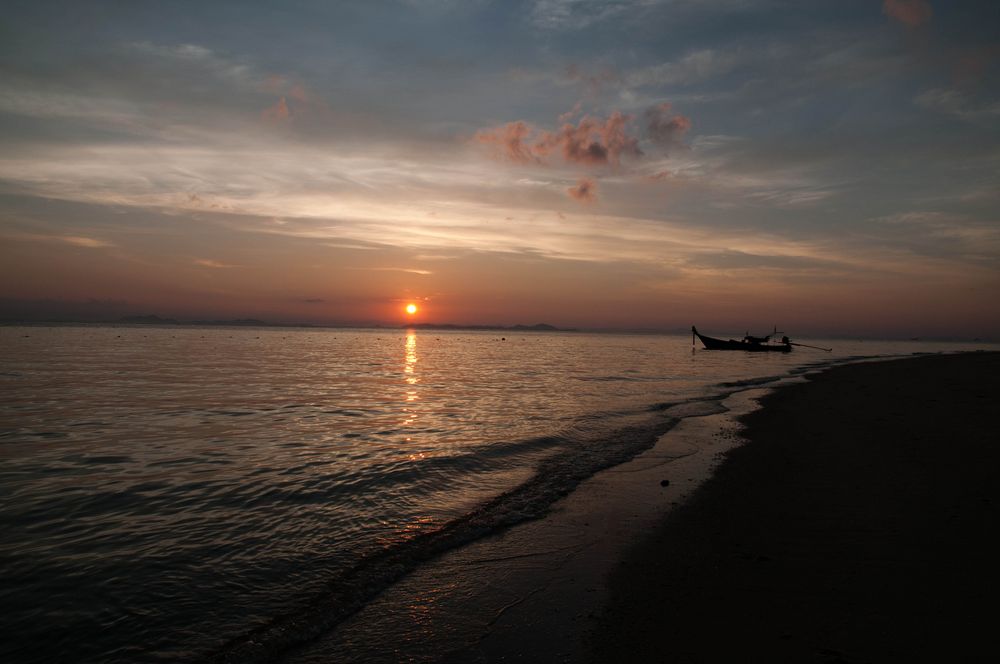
0, 325, 993, 662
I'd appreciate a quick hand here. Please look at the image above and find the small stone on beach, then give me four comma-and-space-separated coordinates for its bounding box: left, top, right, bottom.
660, 479, 670, 487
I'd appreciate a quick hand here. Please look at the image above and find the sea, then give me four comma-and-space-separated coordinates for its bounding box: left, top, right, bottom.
0, 325, 994, 662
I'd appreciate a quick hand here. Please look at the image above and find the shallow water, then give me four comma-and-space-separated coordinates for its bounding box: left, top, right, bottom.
0, 325, 993, 662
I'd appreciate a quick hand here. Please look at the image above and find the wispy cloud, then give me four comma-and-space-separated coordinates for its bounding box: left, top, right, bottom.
126, 41, 256, 87
528, 0, 637, 30
915, 88, 1000, 121
63, 236, 116, 248
0, 87, 140, 125
343, 267, 433, 275
627, 49, 739, 88
6, 232, 117, 248
194, 258, 238, 268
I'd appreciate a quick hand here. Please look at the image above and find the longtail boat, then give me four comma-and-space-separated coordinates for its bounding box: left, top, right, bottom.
692, 326, 792, 352
692, 326, 832, 352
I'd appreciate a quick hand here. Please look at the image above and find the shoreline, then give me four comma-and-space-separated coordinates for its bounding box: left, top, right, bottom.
284, 378, 780, 662
222, 350, 999, 662
592, 351, 1000, 662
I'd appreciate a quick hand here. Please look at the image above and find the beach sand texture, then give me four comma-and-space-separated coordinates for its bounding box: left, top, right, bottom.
593, 352, 1000, 663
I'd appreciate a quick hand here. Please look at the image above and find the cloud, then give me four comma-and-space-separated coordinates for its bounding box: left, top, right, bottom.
127, 41, 256, 89
562, 64, 621, 95
558, 101, 583, 124
567, 177, 598, 203
343, 267, 433, 275
915, 88, 1000, 120
262, 97, 291, 122
529, 0, 634, 30
131, 42, 214, 61
685, 249, 850, 273
626, 49, 738, 88
882, 0, 932, 28
473, 120, 539, 163
475, 112, 643, 168
194, 258, 238, 268
538, 112, 642, 166
748, 187, 834, 207
58, 236, 113, 248
644, 102, 692, 153
5, 232, 117, 249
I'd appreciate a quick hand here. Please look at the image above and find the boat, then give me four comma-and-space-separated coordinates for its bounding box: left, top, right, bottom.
692, 326, 792, 352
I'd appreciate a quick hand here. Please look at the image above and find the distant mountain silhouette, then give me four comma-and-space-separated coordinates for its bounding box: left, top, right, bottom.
405, 322, 572, 332
119, 314, 178, 324
118, 315, 286, 327
509, 323, 562, 331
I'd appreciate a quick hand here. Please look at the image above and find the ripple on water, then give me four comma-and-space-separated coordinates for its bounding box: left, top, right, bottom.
0, 325, 974, 663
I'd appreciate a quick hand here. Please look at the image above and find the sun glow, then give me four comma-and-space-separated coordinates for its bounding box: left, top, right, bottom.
405, 303, 418, 315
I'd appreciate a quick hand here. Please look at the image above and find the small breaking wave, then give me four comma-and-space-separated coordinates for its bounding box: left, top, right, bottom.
207, 405, 684, 663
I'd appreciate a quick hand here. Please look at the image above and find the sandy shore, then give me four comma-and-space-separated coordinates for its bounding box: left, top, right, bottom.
592, 352, 1000, 663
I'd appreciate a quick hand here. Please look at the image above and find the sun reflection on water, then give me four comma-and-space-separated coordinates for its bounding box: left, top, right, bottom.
405, 333, 418, 386
403, 332, 419, 425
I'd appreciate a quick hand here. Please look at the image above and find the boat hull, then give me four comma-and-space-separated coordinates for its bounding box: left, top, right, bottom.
693, 327, 791, 352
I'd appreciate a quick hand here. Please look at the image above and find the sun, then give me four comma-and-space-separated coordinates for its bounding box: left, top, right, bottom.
405, 303, 418, 315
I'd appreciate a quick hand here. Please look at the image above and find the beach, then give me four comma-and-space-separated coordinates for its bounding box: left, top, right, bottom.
593, 352, 1000, 663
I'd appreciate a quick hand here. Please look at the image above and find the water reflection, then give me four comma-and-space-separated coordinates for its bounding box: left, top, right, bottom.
403, 332, 419, 429
405, 332, 418, 388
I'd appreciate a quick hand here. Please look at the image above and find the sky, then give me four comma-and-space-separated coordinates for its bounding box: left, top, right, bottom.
1, 0, 998, 337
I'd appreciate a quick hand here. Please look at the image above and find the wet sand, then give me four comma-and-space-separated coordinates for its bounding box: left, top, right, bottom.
592, 352, 1000, 663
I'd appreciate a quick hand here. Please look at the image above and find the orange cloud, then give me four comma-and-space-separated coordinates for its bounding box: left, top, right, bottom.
536, 112, 642, 167
475, 112, 642, 168
473, 120, 539, 163
644, 102, 692, 153
262, 97, 290, 122
62, 236, 114, 248
194, 258, 238, 268
567, 177, 597, 203
882, 0, 932, 28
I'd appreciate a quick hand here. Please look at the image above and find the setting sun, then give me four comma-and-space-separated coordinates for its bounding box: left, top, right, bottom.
405, 303, 418, 315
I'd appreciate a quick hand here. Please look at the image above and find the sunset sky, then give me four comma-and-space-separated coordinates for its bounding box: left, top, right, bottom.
1, 0, 998, 336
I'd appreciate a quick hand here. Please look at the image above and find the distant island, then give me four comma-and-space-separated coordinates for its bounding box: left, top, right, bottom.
118, 315, 279, 327
405, 322, 574, 332
108, 316, 575, 332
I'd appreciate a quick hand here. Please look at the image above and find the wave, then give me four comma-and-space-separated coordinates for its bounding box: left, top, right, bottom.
206, 402, 687, 662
